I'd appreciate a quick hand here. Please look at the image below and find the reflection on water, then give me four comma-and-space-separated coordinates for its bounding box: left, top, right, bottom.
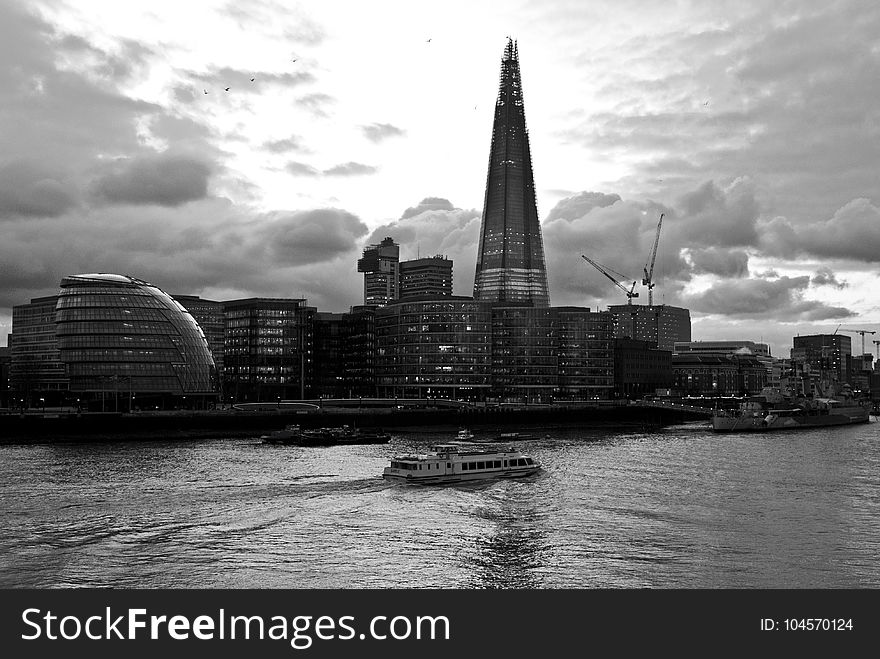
1, 421, 880, 588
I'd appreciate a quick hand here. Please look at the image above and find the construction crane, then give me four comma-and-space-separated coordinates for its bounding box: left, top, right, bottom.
581, 254, 639, 304
838, 328, 876, 356
873, 339, 880, 359
642, 212, 664, 306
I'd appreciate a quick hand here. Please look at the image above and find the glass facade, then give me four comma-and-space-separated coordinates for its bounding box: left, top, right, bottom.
222, 298, 315, 402
791, 334, 852, 385
554, 308, 614, 400
399, 256, 453, 299
173, 295, 225, 375
56, 274, 216, 407
473, 39, 550, 307
608, 304, 691, 352
373, 300, 614, 401
9, 295, 68, 407
491, 305, 557, 402
376, 298, 492, 399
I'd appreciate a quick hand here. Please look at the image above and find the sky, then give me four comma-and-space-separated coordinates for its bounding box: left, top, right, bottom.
2, 0, 880, 358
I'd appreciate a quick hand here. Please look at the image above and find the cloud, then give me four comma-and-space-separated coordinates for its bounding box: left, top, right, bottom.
686, 247, 750, 278
760, 198, 880, 262
91, 153, 212, 207
545, 191, 621, 222
286, 161, 320, 176
810, 266, 848, 290
0, 160, 79, 219
0, 199, 370, 312
401, 197, 454, 219
682, 276, 854, 321
361, 123, 405, 143
323, 162, 377, 176
223, 0, 325, 45
263, 209, 370, 266
264, 136, 307, 153
365, 199, 481, 295
192, 67, 315, 94
297, 92, 335, 117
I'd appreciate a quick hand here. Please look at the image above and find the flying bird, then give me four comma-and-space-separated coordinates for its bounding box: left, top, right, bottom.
225, 87, 230, 91
426, 38, 432, 42
250, 77, 255, 82
703, 100, 709, 106
203, 89, 208, 94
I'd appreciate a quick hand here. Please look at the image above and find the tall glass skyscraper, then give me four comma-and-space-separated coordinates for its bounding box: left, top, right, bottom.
473, 38, 550, 307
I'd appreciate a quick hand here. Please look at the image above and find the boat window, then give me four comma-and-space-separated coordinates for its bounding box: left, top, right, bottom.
447, 463, 451, 469
525, 458, 534, 465
477, 461, 485, 469
462, 463, 469, 471
503, 460, 507, 467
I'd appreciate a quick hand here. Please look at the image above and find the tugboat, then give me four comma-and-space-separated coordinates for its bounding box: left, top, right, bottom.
383, 442, 541, 484
712, 384, 871, 432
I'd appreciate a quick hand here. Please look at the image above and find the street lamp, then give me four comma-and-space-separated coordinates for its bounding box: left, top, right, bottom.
40, 397, 45, 414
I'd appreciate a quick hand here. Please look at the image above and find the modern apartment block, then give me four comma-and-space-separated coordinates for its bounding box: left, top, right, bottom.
399, 255, 453, 299
358, 237, 400, 306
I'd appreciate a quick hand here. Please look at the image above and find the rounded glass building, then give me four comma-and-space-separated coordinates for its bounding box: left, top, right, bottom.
56, 274, 217, 409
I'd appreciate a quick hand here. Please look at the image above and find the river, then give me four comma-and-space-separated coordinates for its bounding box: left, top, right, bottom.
1, 420, 878, 588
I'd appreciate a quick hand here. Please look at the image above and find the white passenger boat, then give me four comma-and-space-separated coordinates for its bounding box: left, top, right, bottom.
382, 442, 541, 484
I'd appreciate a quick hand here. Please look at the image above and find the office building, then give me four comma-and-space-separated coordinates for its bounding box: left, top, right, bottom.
376, 297, 493, 400
9, 295, 68, 407
614, 338, 672, 399
358, 237, 400, 306
608, 304, 691, 351
671, 353, 768, 396
399, 255, 453, 299
473, 39, 550, 307
173, 295, 225, 375
791, 334, 852, 387
55, 274, 216, 410
222, 297, 315, 402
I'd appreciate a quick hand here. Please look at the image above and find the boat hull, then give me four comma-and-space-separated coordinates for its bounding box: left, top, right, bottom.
712, 406, 870, 432
382, 466, 541, 484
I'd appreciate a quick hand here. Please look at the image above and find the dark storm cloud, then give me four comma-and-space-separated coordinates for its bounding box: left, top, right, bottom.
361, 123, 406, 143
323, 162, 377, 176
759, 198, 880, 263
682, 276, 854, 321
264, 209, 370, 266
0, 198, 370, 312
264, 136, 307, 153
0, 161, 78, 219
687, 247, 749, 278
92, 154, 212, 207
676, 178, 760, 248
0, 2, 161, 167
558, 3, 880, 226
810, 267, 848, 290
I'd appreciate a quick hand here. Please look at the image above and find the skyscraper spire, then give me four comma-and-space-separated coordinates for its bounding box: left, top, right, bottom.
473, 38, 550, 306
